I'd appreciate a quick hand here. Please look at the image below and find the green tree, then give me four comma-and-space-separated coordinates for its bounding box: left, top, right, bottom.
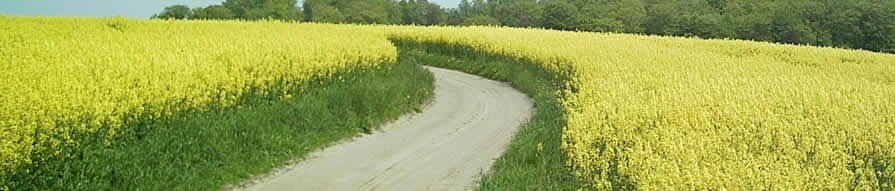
770, 1, 818, 44
645, 0, 721, 37
612, 0, 648, 33
399, 0, 423, 24
539, 0, 646, 33
190, 5, 235, 20
423, 2, 443, 25
458, 0, 472, 17
343, 0, 389, 23
463, 15, 500, 26
855, 0, 895, 52
444, 9, 465, 25
304, 2, 345, 23
152, 0, 895, 53
494, 0, 542, 27
469, 0, 490, 16
399, 0, 443, 25
223, 0, 263, 18
223, 0, 299, 20
541, 0, 578, 30
153, 5, 191, 19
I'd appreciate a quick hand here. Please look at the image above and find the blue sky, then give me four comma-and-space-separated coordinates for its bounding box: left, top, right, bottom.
1, 0, 459, 18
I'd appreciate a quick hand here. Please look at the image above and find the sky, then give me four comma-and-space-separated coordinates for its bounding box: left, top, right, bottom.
1, 0, 459, 18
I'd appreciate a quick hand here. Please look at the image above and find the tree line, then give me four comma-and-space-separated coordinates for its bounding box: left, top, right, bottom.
155, 0, 895, 53
152, 0, 301, 20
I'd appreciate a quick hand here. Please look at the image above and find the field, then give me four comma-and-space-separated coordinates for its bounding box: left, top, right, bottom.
3, 16, 895, 190
391, 26, 895, 190
0, 17, 433, 190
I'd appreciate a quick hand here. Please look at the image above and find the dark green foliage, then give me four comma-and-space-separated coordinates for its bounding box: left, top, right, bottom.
541, 0, 578, 31
645, 0, 726, 37
221, 0, 264, 17
304, 0, 397, 24
155, 0, 895, 52
301, 0, 440, 25
398, 0, 444, 25
462, 15, 500, 26
153, 0, 299, 21
443, 9, 465, 25
534, 0, 895, 52
494, 0, 542, 27
223, 0, 301, 20
304, 2, 346, 23
152, 5, 191, 19
190, 5, 235, 20
7, 60, 434, 191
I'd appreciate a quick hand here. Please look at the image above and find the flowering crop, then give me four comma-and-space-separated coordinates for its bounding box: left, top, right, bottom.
3, 16, 894, 190
0, 16, 396, 179
389, 26, 895, 190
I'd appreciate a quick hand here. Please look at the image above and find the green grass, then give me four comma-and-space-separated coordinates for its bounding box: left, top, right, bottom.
8, 56, 434, 190
9, 35, 583, 190
392, 39, 586, 190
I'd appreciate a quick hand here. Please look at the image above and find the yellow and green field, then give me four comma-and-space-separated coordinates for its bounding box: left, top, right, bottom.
2, 16, 894, 190
1, 17, 435, 190
1, 16, 395, 175
393, 26, 895, 190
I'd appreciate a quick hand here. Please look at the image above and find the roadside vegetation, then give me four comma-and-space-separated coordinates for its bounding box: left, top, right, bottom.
391, 25, 895, 190
0, 17, 433, 190
392, 39, 585, 190
3, 15, 894, 190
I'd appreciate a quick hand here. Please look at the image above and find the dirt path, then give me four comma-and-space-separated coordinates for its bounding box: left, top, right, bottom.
237, 66, 533, 191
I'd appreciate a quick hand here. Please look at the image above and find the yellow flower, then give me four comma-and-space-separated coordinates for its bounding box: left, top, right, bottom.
0, 16, 395, 176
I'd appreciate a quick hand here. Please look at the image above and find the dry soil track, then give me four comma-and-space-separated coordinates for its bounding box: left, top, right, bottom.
238, 66, 533, 191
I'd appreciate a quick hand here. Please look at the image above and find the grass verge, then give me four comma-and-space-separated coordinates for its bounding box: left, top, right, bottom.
7, 56, 434, 190
392, 38, 586, 190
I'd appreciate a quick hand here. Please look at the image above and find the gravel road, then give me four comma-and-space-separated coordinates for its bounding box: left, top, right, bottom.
238, 66, 533, 191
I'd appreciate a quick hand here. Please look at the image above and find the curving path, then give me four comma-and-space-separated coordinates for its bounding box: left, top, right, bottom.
238, 66, 533, 191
